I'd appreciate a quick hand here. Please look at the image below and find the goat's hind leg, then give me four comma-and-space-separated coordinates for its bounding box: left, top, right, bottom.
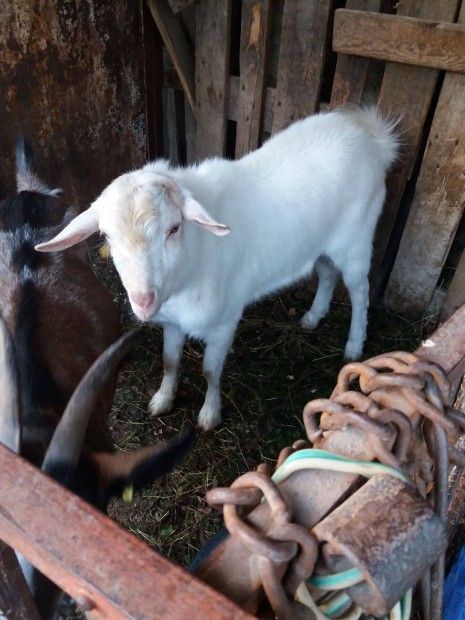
149, 323, 185, 416
301, 256, 339, 330
340, 257, 370, 361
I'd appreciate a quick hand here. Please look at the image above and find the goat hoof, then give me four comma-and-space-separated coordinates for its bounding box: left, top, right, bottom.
300, 313, 319, 331
343, 342, 363, 361
197, 407, 221, 432
148, 392, 174, 417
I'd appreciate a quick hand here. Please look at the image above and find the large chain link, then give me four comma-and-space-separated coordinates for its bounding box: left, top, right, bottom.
206, 352, 464, 619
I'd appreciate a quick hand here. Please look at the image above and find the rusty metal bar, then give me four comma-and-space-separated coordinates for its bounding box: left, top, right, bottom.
0, 446, 253, 620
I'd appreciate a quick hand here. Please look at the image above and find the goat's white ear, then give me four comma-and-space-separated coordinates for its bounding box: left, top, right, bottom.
35, 205, 100, 252
182, 196, 230, 236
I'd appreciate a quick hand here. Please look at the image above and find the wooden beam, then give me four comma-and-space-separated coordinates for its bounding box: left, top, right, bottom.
148, 0, 197, 118
442, 250, 465, 321
235, 0, 273, 158
0, 447, 253, 619
195, 0, 232, 159
370, 0, 460, 301
271, 0, 331, 134
168, 0, 198, 14
0, 543, 41, 620
384, 2, 465, 317
330, 0, 382, 108
333, 9, 465, 73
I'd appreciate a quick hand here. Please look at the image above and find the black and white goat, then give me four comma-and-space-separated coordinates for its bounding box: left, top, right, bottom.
0, 139, 193, 618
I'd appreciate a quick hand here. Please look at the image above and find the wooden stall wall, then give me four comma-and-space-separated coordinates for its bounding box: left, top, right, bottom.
0, 0, 163, 207
156, 0, 465, 322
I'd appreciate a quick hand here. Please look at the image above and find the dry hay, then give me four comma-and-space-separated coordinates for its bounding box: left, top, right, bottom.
92, 254, 431, 570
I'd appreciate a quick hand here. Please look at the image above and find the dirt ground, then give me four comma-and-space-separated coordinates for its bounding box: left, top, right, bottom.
90, 253, 430, 571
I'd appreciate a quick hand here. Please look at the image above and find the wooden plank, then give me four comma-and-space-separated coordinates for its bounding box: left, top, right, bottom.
0, 543, 41, 620
330, 0, 382, 108
415, 302, 465, 396
168, 0, 198, 14
148, 0, 197, 119
333, 9, 465, 73
235, 0, 272, 158
0, 446, 254, 620
230, 77, 274, 136
384, 2, 465, 317
144, 2, 165, 160
271, 0, 332, 134
370, 0, 461, 300
195, 0, 232, 159
162, 87, 186, 165
442, 250, 465, 320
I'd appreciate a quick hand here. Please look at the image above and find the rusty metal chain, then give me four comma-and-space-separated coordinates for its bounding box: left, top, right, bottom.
206, 352, 465, 619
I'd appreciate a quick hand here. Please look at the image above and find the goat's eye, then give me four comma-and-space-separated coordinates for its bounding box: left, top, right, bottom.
168, 223, 181, 237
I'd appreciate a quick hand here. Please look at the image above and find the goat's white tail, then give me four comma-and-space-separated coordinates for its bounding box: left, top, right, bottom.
341, 106, 401, 170
15, 136, 61, 196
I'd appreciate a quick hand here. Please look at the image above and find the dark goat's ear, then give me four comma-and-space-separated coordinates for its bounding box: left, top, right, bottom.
92, 426, 196, 503
0, 313, 22, 453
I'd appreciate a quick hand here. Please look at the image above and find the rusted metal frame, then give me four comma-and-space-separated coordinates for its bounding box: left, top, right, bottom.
193, 302, 465, 611
0, 543, 41, 620
0, 447, 254, 620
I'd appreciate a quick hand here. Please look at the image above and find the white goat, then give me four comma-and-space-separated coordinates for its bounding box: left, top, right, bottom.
36, 107, 399, 430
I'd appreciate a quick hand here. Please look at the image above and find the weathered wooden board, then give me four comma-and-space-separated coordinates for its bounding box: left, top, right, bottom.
442, 251, 465, 320
235, 0, 272, 158
0, 1, 149, 206
384, 2, 465, 317
168, 0, 198, 14
148, 0, 197, 118
333, 9, 465, 73
0, 446, 254, 620
330, 0, 382, 108
271, 0, 332, 134
371, 0, 461, 299
195, 0, 232, 159
144, 3, 165, 160
0, 543, 41, 620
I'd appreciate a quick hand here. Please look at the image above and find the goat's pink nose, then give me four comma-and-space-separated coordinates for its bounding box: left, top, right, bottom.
130, 291, 155, 310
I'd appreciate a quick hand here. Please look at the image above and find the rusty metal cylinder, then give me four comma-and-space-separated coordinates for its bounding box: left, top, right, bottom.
312, 474, 447, 616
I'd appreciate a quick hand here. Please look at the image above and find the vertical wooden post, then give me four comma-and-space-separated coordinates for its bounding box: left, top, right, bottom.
235, 0, 273, 158
195, 0, 233, 159
271, 0, 332, 134
384, 2, 465, 316
371, 0, 461, 300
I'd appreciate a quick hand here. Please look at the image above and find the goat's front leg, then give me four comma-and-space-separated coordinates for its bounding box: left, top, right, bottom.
198, 324, 237, 431
149, 323, 185, 417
